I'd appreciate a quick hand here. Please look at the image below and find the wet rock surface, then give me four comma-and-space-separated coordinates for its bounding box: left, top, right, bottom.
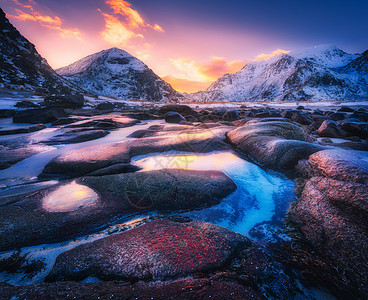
227, 119, 324, 173
13, 107, 67, 124
289, 149, 368, 296
41, 126, 231, 178
1, 103, 368, 299
0, 124, 46, 135
64, 115, 140, 129
317, 120, 350, 138
0, 278, 263, 300
44, 95, 85, 109
0, 144, 53, 170
46, 219, 247, 281
41, 218, 294, 298
0, 169, 236, 250
164, 111, 186, 123
41, 128, 109, 144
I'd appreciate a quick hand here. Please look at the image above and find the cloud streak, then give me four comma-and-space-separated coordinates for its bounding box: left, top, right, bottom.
166, 49, 290, 92
253, 49, 290, 61
169, 57, 246, 83
99, 0, 164, 46
163, 75, 212, 93
7, 0, 82, 39
99, 11, 143, 45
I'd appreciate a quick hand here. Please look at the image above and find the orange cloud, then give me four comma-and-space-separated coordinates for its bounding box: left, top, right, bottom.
149, 24, 164, 33
253, 49, 290, 61
100, 0, 165, 46
169, 57, 245, 83
7, 2, 82, 39
198, 57, 245, 80
9, 9, 62, 26
163, 76, 212, 93
105, 0, 144, 29
165, 57, 245, 93
99, 11, 143, 45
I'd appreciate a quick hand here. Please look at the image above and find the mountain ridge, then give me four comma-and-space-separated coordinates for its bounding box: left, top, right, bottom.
187, 45, 368, 102
56, 48, 182, 102
0, 8, 82, 95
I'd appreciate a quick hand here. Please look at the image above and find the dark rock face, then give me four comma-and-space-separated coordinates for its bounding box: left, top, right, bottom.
159, 104, 195, 116
0, 169, 236, 250
222, 110, 241, 121
123, 112, 157, 120
165, 111, 186, 123
65, 115, 139, 129
0, 8, 82, 94
51, 117, 82, 126
13, 107, 67, 124
96, 101, 114, 111
227, 119, 323, 173
289, 149, 368, 295
341, 121, 368, 139
46, 219, 245, 282
317, 120, 350, 138
0, 124, 45, 135
14, 101, 39, 109
328, 112, 346, 121
0, 278, 263, 300
44, 95, 85, 109
41, 129, 109, 144
351, 111, 368, 122
0, 109, 15, 117
290, 112, 313, 125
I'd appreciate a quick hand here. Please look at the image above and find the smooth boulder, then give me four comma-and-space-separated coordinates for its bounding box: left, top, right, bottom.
227, 119, 323, 172
41, 127, 231, 178
46, 219, 246, 281
0, 169, 236, 250
317, 120, 350, 138
44, 94, 85, 109
289, 149, 368, 296
13, 107, 67, 124
165, 111, 186, 123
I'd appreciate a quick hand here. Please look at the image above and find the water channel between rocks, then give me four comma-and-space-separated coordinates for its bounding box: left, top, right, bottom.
0, 117, 296, 285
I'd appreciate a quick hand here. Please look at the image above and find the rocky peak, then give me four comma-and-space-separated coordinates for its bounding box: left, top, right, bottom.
0, 8, 82, 94
57, 48, 182, 102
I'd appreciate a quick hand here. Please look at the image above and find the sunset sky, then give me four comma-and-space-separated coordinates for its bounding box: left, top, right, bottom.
1, 0, 368, 93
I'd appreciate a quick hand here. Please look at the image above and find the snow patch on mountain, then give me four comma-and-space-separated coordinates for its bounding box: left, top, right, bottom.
188, 45, 368, 102
57, 48, 181, 102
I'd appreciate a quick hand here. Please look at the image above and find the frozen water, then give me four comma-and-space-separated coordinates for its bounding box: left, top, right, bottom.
133, 151, 295, 236
42, 181, 99, 212
0, 118, 166, 194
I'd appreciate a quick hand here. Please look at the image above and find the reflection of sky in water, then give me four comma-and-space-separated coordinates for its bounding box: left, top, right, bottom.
42, 181, 99, 212
0, 119, 166, 192
133, 151, 295, 236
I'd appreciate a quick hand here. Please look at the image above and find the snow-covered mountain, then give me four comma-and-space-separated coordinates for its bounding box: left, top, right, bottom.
189, 45, 368, 102
0, 8, 82, 94
57, 48, 182, 102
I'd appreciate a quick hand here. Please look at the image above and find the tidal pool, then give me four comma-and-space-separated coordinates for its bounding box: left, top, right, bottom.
0, 118, 166, 195
42, 181, 99, 212
132, 151, 295, 238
